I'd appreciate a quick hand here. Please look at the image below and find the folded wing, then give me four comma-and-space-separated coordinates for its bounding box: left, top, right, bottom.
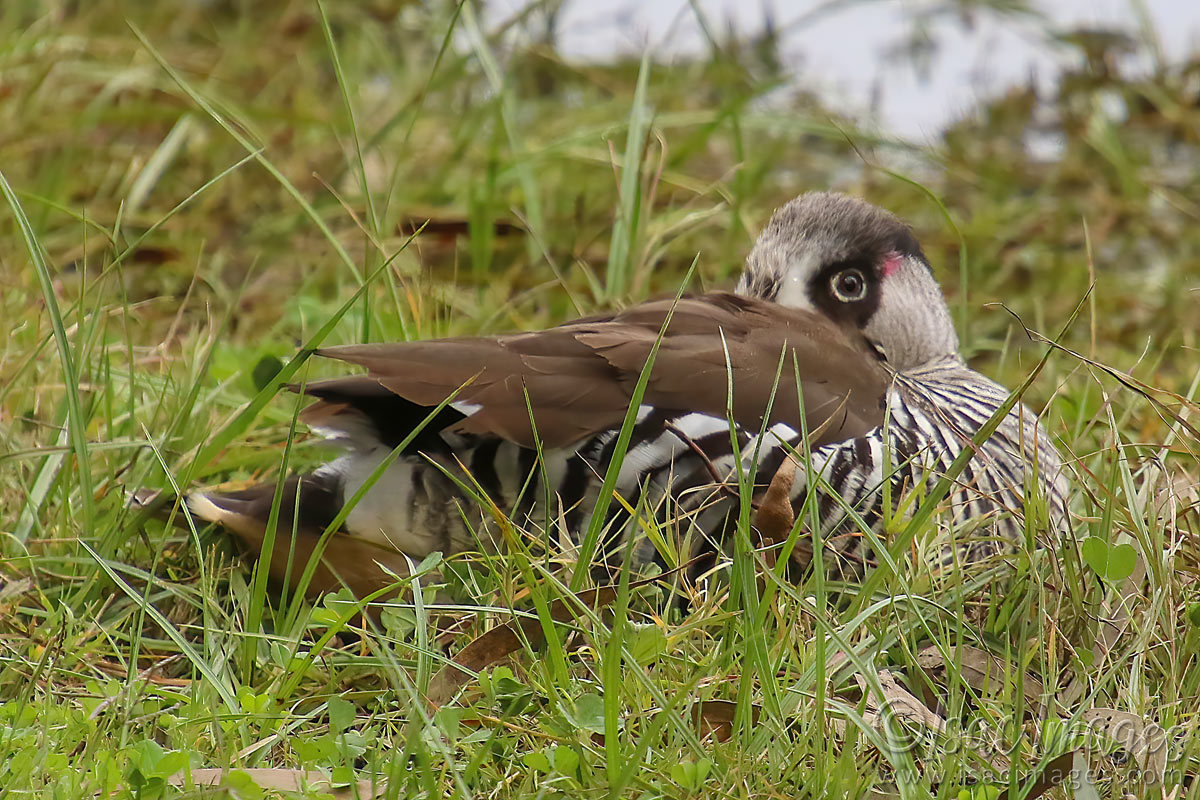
301, 292, 890, 452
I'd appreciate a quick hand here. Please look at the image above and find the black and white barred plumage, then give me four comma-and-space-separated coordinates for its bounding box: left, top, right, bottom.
175, 192, 1070, 596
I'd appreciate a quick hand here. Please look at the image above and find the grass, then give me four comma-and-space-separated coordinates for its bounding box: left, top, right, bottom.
1, 1, 1199, 797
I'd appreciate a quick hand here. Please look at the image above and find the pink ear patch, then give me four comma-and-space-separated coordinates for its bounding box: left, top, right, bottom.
882, 251, 903, 278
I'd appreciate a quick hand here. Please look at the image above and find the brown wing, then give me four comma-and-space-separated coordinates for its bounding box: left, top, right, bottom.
306, 292, 889, 450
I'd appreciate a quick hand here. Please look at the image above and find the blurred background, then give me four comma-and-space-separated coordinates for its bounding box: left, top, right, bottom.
514, 0, 1198, 140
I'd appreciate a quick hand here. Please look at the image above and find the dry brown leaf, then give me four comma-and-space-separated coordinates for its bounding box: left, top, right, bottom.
426, 560, 696, 709
866, 787, 902, 799
0, 578, 34, 621
841, 665, 1074, 800
916, 644, 1045, 713
1151, 468, 1199, 528
169, 768, 383, 798
0, 577, 33, 601
397, 212, 523, 239
1081, 707, 1168, 785
857, 669, 948, 735
995, 750, 1078, 800
692, 699, 761, 743
856, 670, 1018, 776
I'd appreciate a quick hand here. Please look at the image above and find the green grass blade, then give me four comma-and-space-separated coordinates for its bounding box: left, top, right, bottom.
605, 51, 653, 301
569, 256, 699, 591
79, 540, 240, 713
0, 169, 96, 538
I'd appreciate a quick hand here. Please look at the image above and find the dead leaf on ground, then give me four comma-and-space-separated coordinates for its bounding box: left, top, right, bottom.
995, 750, 1078, 800
170, 768, 383, 798
692, 699, 761, 742
830, 678, 1072, 800
857, 669, 949, 736
397, 213, 523, 239
856, 670, 1016, 776
1081, 707, 1168, 785
916, 644, 1045, 714
426, 559, 697, 708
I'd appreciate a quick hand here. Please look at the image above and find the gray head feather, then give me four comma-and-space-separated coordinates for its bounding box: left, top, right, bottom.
738, 192, 925, 299
737, 192, 961, 372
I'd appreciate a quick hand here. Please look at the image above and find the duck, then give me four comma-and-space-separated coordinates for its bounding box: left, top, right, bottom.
143, 192, 1070, 598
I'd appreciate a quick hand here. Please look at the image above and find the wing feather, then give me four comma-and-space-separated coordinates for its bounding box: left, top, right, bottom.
307, 292, 889, 450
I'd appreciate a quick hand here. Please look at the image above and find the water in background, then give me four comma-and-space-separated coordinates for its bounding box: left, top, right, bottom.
489, 0, 1199, 141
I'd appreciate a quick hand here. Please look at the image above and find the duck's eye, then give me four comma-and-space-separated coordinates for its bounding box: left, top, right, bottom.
830, 268, 867, 302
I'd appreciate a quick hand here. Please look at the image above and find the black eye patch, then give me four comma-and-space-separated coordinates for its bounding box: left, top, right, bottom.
807, 256, 882, 328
